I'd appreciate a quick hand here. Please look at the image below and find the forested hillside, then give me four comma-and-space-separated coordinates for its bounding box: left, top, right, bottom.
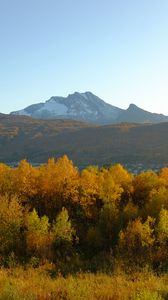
1, 114, 168, 166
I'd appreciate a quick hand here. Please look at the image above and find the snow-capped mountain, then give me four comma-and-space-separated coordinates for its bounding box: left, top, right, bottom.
10, 92, 123, 124
10, 92, 168, 124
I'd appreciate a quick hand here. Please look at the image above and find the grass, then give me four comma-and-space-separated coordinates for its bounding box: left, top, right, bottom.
0, 266, 167, 300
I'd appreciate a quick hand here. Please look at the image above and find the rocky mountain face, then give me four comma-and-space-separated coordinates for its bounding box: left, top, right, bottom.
10, 92, 168, 124
11, 92, 123, 124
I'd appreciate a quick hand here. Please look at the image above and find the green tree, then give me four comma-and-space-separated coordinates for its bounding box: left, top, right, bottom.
26, 209, 50, 260
52, 207, 76, 259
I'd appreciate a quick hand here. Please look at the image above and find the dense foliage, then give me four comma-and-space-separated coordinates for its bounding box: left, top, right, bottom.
0, 155, 167, 273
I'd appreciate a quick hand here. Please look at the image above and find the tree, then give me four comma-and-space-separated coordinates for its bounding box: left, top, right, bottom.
0, 164, 13, 196
99, 203, 121, 248
146, 187, 168, 218
37, 156, 79, 219
26, 209, 50, 261
98, 168, 123, 206
119, 217, 155, 265
155, 208, 168, 269
79, 166, 100, 220
159, 167, 168, 188
108, 164, 133, 207
0, 195, 23, 257
13, 160, 39, 202
53, 207, 75, 243
52, 207, 76, 259
132, 171, 159, 208
156, 208, 168, 242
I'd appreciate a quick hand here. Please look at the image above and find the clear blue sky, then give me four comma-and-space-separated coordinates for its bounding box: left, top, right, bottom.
0, 0, 168, 114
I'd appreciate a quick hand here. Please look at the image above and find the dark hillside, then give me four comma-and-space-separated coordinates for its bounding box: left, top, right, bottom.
0, 114, 168, 166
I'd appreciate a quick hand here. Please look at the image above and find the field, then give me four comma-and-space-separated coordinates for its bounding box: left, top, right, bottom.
0, 267, 167, 300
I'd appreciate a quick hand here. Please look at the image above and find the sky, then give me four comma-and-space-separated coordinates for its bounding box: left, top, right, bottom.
0, 0, 168, 114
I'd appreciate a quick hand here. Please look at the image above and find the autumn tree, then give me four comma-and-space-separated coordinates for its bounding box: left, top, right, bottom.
26, 209, 51, 261
132, 171, 159, 209
37, 156, 79, 219
0, 163, 13, 196
0, 195, 23, 259
79, 166, 100, 221
159, 167, 168, 188
145, 186, 168, 218
12, 160, 39, 203
107, 164, 133, 207
0, 157, 167, 270
98, 168, 123, 206
154, 208, 168, 269
52, 207, 76, 259
118, 217, 155, 265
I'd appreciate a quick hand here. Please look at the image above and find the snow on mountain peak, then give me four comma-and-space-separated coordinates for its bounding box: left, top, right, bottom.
10, 91, 123, 123
10, 92, 168, 124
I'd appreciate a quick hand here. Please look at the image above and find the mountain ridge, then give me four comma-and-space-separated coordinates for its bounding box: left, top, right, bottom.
10, 92, 168, 124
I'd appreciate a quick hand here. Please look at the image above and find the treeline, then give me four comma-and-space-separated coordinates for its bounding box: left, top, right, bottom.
0, 155, 167, 272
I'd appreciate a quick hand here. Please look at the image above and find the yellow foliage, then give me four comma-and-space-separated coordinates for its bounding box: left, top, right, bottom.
98, 168, 123, 205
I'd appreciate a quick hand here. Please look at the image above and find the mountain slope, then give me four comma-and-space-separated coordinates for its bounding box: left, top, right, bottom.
116, 104, 168, 123
10, 92, 168, 124
1, 114, 168, 166
11, 92, 123, 124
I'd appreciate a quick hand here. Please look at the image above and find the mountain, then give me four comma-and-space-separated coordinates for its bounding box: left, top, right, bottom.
116, 103, 168, 123
1, 113, 168, 166
10, 92, 168, 124
11, 92, 123, 124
